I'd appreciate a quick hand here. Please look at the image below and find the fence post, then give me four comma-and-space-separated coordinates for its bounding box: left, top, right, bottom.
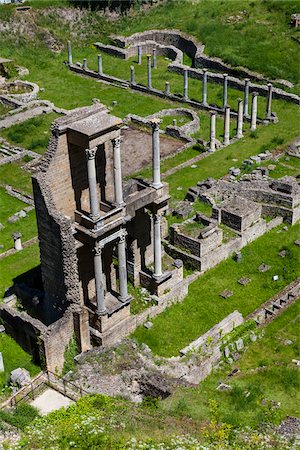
63, 379, 66, 396
31, 383, 35, 400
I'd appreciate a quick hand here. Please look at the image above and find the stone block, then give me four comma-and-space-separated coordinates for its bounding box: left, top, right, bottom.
217, 382, 232, 391
235, 338, 244, 351
219, 289, 233, 299
173, 259, 183, 269
0, 325, 5, 333
144, 321, 153, 329
258, 263, 271, 272
278, 250, 286, 258
10, 368, 31, 387
238, 277, 251, 285
250, 155, 261, 164
224, 346, 230, 358
249, 331, 257, 342
0, 353, 4, 373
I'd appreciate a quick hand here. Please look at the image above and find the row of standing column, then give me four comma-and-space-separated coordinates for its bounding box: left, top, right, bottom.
209, 92, 258, 151
67, 41, 273, 119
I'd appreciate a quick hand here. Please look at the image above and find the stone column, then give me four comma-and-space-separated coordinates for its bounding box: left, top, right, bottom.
153, 213, 163, 279
147, 55, 152, 89
152, 48, 157, 69
137, 44, 142, 65
223, 73, 228, 109
97, 54, 103, 75
165, 81, 170, 95
12, 232, 22, 251
86, 148, 101, 220
202, 69, 208, 106
113, 137, 124, 207
67, 41, 72, 65
266, 83, 273, 120
244, 78, 250, 117
150, 119, 163, 189
209, 111, 216, 152
223, 105, 230, 146
236, 98, 244, 138
130, 65, 135, 84
183, 68, 188, 100
251, 92, 258, 131
118, 233, 129, 302
83, 58, 87, 70
94, 241, 106, 315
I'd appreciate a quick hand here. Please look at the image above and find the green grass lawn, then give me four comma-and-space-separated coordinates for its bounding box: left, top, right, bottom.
132, 223, 300, 357
0, 188, 37, 253
1, 113, 59, 155
0, 334, 40, 391
0, 160, 33, 195
162, 299, 300, 428
0, 243, 40, 297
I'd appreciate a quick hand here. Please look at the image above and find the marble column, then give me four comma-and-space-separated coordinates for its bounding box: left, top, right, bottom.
223, 73, 228, 109
153, 213, 162, 279
147, 55, 152, 89
183, 69, 188, 100
150, 119, 163, 189
137, 44, 142, 65
202, 69, 208, 106
244, 78, 250, 117
97, 54, 103, 75
266, 83, 273, 120
152, 48, 157, 69
83, 58, 87, 70
165, 81, 170, 95
236, 98, 244, 138
67, 41, 72, 65
251, 92, 258, 131
118, 233, 129, 302
113, 137, 124, 207
209, 111, 216, 152
223, 105, 230, 146
130, 65, 135, 84
86, 148, 101, 220
94, 241, 106, 315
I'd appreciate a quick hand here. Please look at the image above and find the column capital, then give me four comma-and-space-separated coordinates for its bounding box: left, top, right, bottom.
210, 110, 216, 116
149, 118, 160, 130
244, 78, 250, 83
94, 241, 103, 256
203, 68, 208, 73
252, 91, 259, 97
119, 231, 127, 243
113, 136, 121, 149
223, 73, 228, 79
86, 147, 97, 160
153, 212, 161, 223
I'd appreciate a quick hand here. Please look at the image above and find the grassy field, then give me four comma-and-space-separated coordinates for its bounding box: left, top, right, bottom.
0, 243, 40, 298
162, 299, 300, 428
0, 160, 33, 195
0, 188, 37, 254
1, 113, 59, 155
133, 222, 300, 356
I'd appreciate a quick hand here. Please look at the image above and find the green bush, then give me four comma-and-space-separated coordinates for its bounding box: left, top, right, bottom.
0, 403, 39, 430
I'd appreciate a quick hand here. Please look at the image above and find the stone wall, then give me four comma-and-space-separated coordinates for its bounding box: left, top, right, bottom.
180, 310, 244, 355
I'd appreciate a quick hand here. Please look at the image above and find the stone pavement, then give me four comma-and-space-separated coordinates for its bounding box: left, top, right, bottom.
30, 388, 73, 415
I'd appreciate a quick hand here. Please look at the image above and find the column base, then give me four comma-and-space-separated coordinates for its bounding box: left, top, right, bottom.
118, 294, 132, 304
202, 101, 208, 107
151, 182, 163, 190
236, 133, 243, 139
113, 201, 125, 208
96, 308, 107, 317
152, 272, 171, 283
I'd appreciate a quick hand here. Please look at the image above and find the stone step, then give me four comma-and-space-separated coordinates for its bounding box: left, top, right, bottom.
272, 301, 282, 310
265, 307, 274, 316
279, 298, 287, 305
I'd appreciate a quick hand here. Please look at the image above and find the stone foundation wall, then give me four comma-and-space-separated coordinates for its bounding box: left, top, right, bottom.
170, 223, 223, 258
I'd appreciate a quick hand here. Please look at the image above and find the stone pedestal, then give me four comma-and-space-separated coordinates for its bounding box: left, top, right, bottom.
223, 106, 230, 146
251, 92, 258, 131
98, 54, 103, 75
0, 352, 4, 373
83, 58, 87, 70
244, 78, 250, 117
183, 69, 188, 100
147, 55, 152, 89
86, 148, 101, 220
236, 98, 243, 138
266, 83, 273, 120
209, 111, 216, 152
202, 69, 208, 105
12, 232, 22, 251
67, 41, 72, 65
223, 73, 228, 109
153, 213, 163, 279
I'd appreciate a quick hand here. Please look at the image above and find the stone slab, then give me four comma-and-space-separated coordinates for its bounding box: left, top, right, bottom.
30, 388, 73, 416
